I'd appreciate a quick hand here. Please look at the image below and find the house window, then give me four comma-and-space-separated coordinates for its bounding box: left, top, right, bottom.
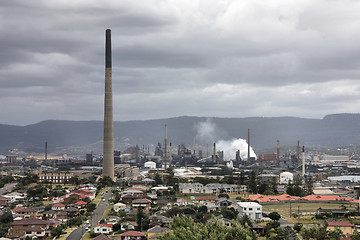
244, 208, 246, 210
25, 231, 31, 234
189, 189, 192, 193
257, 208, 260, 211
249, 208, 252, 211
37, 232, 42, 234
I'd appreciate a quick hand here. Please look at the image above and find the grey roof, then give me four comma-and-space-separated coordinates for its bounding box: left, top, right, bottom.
147, 226, 171, 233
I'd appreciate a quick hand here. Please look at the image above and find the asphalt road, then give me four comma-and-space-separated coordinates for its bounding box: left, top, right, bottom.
0, 182, 17, 195
66, 188, 112, 240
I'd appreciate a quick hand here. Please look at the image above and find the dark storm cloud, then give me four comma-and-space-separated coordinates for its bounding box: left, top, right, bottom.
1, 0, 360, 125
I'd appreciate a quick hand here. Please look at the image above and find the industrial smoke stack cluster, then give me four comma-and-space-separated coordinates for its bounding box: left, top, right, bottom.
103, 29, 115, 180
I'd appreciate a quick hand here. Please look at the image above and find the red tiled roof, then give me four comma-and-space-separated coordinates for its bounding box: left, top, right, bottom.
301, 195, 350, 202
247, 194, 264, 201
196, 196, 217, 201
328, 221, 354, 227
12, 206, 25, 212
74, 201, 87, 205
53, 203, 65, 207
95, 223, 113, 228
120, 231, 145, 237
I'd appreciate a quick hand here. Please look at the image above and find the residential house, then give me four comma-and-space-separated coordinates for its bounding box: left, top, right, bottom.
64, 207, 79, 217
149, 215, 172, 228
208, 215, 232, 227
52, 203, 65, 211
14, 207, 39, 219
92, 234, 112, 240
94, 224, 113, 234
120, 231, 146, 240
7, 218, 52, 239
38, 172, 74, 184
122, 194, 151, 204
0, 196, 11, 206
120, 221, 138, 231
103, 215, 121, 225
237, 202, 263, 221
195, 196, 217, 205
179, 183, 242, 194
147, 226, 171, 240
74, 200, 87, 209
56, 211, 69, 223
178, 183, 204, 194
216, 198, 233, 207
175, 198, 187, 206
156, 200, 168, 209
132, 199, 151, 210
113, 202, 127, 212
4, 192, 25, 202
327, 221, 354, 235
42, 210, 58, 220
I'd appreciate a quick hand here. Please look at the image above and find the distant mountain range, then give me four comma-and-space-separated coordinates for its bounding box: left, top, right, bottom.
1, 113, 360, 155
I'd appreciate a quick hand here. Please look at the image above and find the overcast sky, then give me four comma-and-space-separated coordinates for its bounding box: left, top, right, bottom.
1, 0, 360, 126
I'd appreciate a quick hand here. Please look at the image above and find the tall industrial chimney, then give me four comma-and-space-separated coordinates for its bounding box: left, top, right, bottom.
297, 140, 300, 164
276, 140, 280, 161
302, 146, 305, 180
213, 143, 216, 163
45, 141, 47, 162
247, 128, 250, 162
164, 124, 167, 170
103, 29, 114, 180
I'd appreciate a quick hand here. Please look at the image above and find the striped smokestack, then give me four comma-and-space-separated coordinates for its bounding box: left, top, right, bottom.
103, 29, 114, 180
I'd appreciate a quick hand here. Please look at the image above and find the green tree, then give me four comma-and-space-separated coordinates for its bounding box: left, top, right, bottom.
239, 171, 246, 185
268, 212, 281, 221
304, 176, 313, 195
159, 215, 257, 240
293, 223, 303, 233
239, 215, 253, 228
218, 193, 229, 199
0, 211, 13, 237
154, 173, 163, 185
86, 203, 96, 212
136, 207, 149, 231
300, 223, 327, 240
220, 207, 238, 220
198, 205, 208, 214
99, 176, 114, 187
352, 230, 360, 240
51, 225, 63, 238
248, 171, 257, 194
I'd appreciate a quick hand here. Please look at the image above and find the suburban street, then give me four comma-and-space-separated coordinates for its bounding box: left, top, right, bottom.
0, 182, 17, 195
66, 188, 112, 240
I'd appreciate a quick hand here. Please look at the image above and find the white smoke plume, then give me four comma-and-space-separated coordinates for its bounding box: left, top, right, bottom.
194, 118, 217, 143
217, 138, 257, 161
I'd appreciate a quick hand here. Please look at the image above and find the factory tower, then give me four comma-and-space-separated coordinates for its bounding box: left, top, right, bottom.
103, 29, 114, 180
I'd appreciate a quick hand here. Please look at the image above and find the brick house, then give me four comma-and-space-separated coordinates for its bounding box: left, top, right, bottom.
7, 218, 52, 239
120, 231, 146, 240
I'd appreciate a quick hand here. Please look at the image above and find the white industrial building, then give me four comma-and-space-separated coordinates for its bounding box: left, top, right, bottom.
144, 161, 156, 169
179, 183, 246, 194
237, 202, 263, 221
279, 172, 294, 184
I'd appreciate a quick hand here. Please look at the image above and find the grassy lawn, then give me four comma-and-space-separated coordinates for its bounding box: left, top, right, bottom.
56, 227, 77, 240
262, 202, 356, 224
82, 232, 91, 240
104, 202, 114, 216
